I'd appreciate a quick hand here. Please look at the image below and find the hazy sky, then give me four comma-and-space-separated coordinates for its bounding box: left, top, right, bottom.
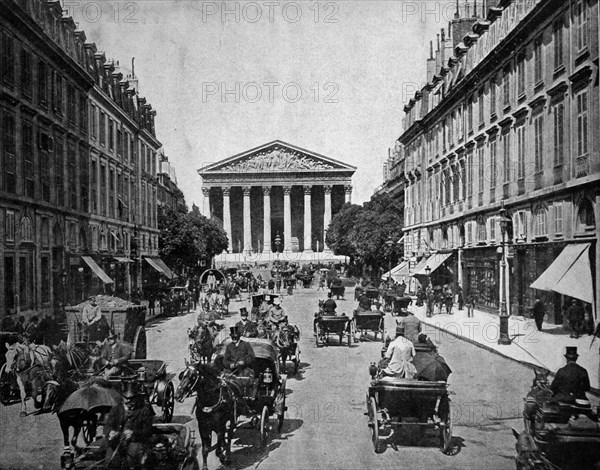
69, 1, 454, 206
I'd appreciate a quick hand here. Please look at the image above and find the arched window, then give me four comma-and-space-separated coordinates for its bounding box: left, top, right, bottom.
20, 216, 33, 242
576, 199, 595, 233
533, 208, 547, 238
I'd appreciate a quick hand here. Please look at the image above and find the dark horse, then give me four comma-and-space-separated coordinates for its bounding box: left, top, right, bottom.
188, 323, 222, 364
175, 361, 239, 470
273, 324, 300, 375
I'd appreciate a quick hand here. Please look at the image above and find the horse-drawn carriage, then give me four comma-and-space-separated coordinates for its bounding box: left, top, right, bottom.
366, 377, 452, 454
60, 422, 199, 470
522, 370, 600, 467
199, 269, 229, 315
315, 315, 353, 347
366, 342, 453, 454
353, 310, 384, 342
65, 297, 147, 359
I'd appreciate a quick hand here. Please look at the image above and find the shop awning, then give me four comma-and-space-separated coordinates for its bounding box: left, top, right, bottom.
382, 261, 410, 282
413, 252, 453, 277
530, 243, 594, 305
81, 256, 114, 284
144, 257, 166, 275
153, 258, 176, 279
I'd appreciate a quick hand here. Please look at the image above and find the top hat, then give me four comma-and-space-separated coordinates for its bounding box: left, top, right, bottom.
121, 380, 141, 399
240, 307, 248, 317
230, 326, 241, 337
565, 346, 579, 360
418, 333, 428, 343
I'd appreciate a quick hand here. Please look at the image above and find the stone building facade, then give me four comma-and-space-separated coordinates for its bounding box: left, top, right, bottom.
0, 0, 172, 319
399, 0, 599, 322
198, 141, 355, 261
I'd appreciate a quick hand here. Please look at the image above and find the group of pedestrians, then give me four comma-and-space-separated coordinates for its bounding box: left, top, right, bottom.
1, 310, 62, 347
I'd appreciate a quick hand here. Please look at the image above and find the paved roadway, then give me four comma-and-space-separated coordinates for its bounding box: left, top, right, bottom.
1, 285, 542, 470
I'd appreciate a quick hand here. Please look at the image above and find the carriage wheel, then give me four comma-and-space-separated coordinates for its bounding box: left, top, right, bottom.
368, 396, 384, 453
260, 405, 270, 448
277, 378, 286, 433
132, 326, 147, 359
162, 382, 175, 423
315, 326, 322, 348
82, 415, 97, 444
440, 405, 453, 454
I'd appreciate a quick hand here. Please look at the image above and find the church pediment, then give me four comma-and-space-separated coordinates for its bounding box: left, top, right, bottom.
199, 141, 356, 174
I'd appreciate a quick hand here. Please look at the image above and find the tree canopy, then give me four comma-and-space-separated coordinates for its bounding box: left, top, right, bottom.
326, 193, 403, 277
158, 204, 228, 274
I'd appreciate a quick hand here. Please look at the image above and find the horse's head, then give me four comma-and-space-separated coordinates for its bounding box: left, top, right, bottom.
175, 360, 219, 402
42, 379, 61, 413
532, 368, 550, 389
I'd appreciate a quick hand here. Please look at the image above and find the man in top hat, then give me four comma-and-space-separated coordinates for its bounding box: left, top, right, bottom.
550, 346, 591, 402
100, 331, 133, 378
235, 307, 258, 338
223, 326, 255, 378
267, 297, 287, 330
104, 380, 155, 469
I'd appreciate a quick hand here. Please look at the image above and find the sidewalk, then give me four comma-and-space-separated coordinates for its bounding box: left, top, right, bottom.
409, 301, 600, 391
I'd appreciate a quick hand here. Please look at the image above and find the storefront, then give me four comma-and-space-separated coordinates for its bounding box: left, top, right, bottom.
462, 247, 500, 313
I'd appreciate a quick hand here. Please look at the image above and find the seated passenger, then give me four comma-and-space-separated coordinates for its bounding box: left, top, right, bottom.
550, 346, 590, 402
381, 329, 417, 379
100, 331, 133, 377
223, 326, 255, 379
235, 308, 258, 338
322, 292, 337, 315
358, 293, 372, 311
267, 298, 287, 330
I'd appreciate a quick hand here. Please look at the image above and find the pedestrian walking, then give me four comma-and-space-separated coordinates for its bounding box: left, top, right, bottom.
567, 299, 584, 338
426, 288, 434, 318
532, 297, 545, 331
445, 287, 453, 315
466, 294, 474, 318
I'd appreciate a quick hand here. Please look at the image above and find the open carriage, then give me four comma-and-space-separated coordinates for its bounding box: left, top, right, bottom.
60, 422, 199, 470
522, 373, 600, 466
249, 294, 281, 323
315, 315, 353, 347
353, 310, 384, 342
366, 377, 452, 454
213, 338, 287, 447
199, 269, 229, 315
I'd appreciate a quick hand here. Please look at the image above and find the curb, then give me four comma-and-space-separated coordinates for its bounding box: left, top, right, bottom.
420, 314, 600, 396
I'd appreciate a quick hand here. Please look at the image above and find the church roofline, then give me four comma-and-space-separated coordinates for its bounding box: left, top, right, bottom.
197, 140, 357, 174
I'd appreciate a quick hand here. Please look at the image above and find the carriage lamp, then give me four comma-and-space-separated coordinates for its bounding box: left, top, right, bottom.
263, 367, 273, 384
497, 203, 513, 346
137, 366, 146, 381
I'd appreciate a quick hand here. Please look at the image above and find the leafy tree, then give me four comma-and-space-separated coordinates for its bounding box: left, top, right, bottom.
325, 194, 403, 277
157, 204, 228, 274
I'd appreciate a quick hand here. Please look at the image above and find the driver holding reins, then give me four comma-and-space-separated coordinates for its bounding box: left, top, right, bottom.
223, 326, 255, 379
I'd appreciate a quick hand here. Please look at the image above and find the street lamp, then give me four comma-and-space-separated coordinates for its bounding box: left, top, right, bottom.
59, 270, 68, 322
274, 231, 282, 261
497, 203, 512, 345
425, 265, 431, 289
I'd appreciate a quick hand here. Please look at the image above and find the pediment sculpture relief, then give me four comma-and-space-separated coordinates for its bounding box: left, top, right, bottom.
220, 149, 335, 172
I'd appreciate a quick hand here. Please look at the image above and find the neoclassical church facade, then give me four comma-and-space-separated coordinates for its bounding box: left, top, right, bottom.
198, 141, 356, 262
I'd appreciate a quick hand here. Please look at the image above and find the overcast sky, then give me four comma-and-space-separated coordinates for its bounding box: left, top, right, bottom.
69, 1, 454, 206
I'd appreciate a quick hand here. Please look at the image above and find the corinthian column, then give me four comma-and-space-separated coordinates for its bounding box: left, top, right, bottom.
222, 187, 232, 252
323, 185, 332, 251
242, 186, 252, 254
262, 187, 271, 253
303, 186, 312, 252
344, 184, 353, 204
283, 185, 292, 252
201, 187, 210, 218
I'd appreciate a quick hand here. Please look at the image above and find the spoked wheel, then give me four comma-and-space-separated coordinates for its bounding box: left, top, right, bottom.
260, 405, 270, 448
368, 396, 384, 453
440, 405, 453, 454
162, 382, 175, 423
81, 415, 97, 445
276, 378, 286, 433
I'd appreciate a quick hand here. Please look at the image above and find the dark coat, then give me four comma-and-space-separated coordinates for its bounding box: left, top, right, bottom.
533, 300, 546, 317
40, 317, 62, 346
101, 341, 133, 366
550, 362, 591, 400
358, 295, 371, 310
322, 298, 337, 314
104, 401, 155, 443
235, 319, 258, 338
223, 340, 255, 370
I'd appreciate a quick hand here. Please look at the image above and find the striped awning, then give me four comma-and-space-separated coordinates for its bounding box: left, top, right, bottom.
153, 258, 176, 279
81, 256, 114, 284
413, 252, 453, 277
144, 257, 165, 275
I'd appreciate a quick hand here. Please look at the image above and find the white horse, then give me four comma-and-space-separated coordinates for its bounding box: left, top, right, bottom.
5, 340, 53, 416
